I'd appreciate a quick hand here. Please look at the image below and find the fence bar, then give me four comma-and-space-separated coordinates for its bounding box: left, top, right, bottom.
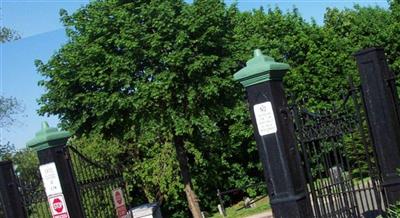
354, 47, 400, 205
0, 160, 26, 218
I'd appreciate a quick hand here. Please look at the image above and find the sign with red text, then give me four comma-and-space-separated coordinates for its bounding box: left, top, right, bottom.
48, 194, 69, 218
112, 188, 127, 218
116, 206, 128, 218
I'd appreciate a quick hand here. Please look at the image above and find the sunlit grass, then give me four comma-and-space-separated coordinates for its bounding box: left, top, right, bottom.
210, 196, 271, 218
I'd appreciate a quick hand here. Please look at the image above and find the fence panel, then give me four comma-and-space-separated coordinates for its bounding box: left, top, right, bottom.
67, 145, 129, 218
291, 82, 386, 218
19, 175, 51, 218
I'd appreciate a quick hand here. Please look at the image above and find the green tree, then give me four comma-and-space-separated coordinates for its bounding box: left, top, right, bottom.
0, 26, 20, 43
232, 5, 395, 109
0, 142, 14, 160
0, 87, 23, 160
0, 96, 22, 128
12, 148, 39, 182
0, 12, 20, 43
37, 0, 257, 217
35, 1, 400, 216
387, 0, 400, 73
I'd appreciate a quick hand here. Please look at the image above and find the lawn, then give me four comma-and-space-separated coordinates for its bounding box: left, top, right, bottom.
210, 196, 271, 218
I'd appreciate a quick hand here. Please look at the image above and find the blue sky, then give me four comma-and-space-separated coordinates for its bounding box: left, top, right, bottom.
1, 0, 389, 149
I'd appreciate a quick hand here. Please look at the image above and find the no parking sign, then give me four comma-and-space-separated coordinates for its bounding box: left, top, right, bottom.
40, 162, 70, 218
48, 194, 70, 218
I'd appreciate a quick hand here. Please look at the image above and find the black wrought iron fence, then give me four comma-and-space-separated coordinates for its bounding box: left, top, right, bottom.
18, 175, 51, 218
0, 145, 130, 218
67, 145, 129, 218
290, 84, 386, 218
9, 154, 51, 218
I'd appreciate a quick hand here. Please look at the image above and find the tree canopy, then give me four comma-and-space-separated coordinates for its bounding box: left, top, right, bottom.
36, 0, 400, 216
0, 27, 20, 43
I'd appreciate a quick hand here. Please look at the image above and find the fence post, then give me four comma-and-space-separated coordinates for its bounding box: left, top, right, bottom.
26, 122, 85, 218
233, 49, 313, 218
354, 47, 400, 205
0, 160, 26, 218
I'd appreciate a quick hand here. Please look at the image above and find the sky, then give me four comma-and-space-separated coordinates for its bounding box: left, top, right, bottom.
1, 0, 389, 149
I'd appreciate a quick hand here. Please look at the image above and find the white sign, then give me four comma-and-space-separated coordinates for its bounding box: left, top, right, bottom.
112, 188, 126, 208
112, 188, 127, 218
253, 102, 277, 136
48, 194, 70, 218
40, 162, 63, 196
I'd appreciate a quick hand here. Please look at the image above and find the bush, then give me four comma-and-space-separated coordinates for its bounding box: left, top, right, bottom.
386, 202, 400, 218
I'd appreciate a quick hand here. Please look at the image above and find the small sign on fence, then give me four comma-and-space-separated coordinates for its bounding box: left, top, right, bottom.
40, 162, 70, 218
40, 162, 63, 196
253, 101, 277, 136
112, 188, 127, 218
48, 194, 70, 218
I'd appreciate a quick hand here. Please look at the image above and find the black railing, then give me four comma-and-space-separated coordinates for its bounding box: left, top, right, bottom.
291, 85, 385, 218
67, 145, 129, 218
18, 177, 51, 218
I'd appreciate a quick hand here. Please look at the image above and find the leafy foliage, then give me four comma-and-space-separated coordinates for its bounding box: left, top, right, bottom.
0, 10, 20, 43
0, 95, 23, 160
0, 96, 23, 128
0, 26, 20, 43
37, 0, 260, 216
0, 22, 22, 157
0, 142, 15, 160
386, 202, 400, 218
12, 149, 40, 182
35, 0, 400, 216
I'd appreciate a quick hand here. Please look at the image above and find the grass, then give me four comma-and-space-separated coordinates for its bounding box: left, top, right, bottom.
210, 196, 271, 218
310, 174, 373, 194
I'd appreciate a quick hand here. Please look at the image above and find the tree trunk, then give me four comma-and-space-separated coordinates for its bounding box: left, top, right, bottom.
174, 135, 202, 218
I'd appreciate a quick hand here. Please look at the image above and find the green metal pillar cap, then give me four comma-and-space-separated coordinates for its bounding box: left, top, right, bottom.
26, 122, 71, 151
233, 49, 290, 87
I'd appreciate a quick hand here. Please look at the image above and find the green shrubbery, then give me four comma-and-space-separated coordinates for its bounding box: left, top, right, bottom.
385, 202, 400, 218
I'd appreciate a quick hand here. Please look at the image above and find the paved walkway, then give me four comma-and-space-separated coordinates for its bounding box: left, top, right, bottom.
244, 211, 273, 218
